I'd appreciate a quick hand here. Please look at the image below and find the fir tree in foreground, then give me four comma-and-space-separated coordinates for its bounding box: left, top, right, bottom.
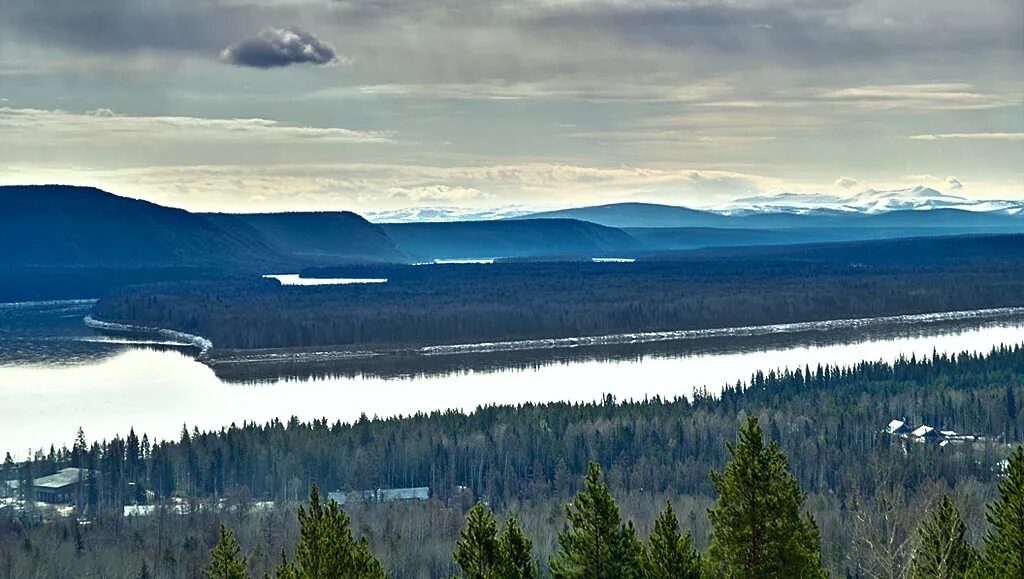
274, 484, 388, 579
549, 461, 645, 578
646, 500, 701, 579
453, 502, 538, 579
204, 524, 248, 579
910, 496, 976, 579
454, 502, 499, 578
496, 515, 538, 579
707, 415, 826, 578
972, 445, 1024, 577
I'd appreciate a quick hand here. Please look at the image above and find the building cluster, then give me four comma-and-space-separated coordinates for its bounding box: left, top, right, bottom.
886, 419, 987, 447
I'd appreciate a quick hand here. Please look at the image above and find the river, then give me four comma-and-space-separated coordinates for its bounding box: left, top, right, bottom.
3, 299, 1024, 458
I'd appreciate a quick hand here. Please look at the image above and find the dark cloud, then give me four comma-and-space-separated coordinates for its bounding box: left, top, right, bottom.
945, 176, 964, 190
221, 28, 339, 69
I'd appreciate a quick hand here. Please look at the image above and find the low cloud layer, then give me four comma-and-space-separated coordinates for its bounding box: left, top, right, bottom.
221, 28, 338, 69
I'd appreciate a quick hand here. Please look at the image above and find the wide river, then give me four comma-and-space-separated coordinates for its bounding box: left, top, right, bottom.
4, 299, 1024, 458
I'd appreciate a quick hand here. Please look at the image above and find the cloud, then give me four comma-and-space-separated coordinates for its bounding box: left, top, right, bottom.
386, 185, 484, 202
945, 176, 964, 190
909, 132, 1024, 141
0, 161, 782, 212
221, 28, 340, 69
0, 106, 392, 144
835, 176, 859, 189
820, 83, 1019, 111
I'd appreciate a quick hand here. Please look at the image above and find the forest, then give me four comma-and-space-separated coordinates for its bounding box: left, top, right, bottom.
91, 234, 1024, 350
3, 344, 1024, 577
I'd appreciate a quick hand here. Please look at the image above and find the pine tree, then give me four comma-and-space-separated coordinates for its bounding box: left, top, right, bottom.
204, 524, 249, 579
911, 496, 976, 579
496, 516, 537, 579
550, 461, 645, 579
707, 416, 826, 578
137, 562, 152, 579
646, 501, 701, 579
274, 484, 388, 579
454, 502, 500, 578
972, 446, 1024, 577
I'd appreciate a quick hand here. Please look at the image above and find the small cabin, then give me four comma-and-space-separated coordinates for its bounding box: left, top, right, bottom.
911, 425, 943, 443
887, 420, 911, 435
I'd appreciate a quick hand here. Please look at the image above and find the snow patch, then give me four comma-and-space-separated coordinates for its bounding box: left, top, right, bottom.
83, 315, 213, 357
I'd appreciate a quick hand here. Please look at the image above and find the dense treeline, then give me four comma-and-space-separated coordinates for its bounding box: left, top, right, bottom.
200, 439, 1024, 579
93, 248, 1024, 349
3, 346, 1024, 576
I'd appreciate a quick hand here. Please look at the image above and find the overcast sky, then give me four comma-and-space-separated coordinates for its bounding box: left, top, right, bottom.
1, 0, 1021, 213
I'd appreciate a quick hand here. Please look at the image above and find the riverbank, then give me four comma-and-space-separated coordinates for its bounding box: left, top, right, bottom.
201, 306, 1024, 371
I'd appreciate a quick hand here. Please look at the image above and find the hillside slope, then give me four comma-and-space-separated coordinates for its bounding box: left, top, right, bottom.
519, 202, 731, 228
205, 212, 404, 264
383, 219, 641, 260
0, 185, 279, 268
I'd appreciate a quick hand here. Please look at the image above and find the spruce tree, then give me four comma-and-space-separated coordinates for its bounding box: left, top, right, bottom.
204, 524, 249, 579
550, 461, 645, 578
275, 484, 388, 579
647, 501, 701, 579
454, 501, 500, 578
972, 446, 1024, 577
911, 496, 975, 579
496, 516, 538, 579
707, 416, 826, 578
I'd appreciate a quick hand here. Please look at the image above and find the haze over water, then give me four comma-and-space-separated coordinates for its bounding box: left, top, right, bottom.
4, 300, 1024, 458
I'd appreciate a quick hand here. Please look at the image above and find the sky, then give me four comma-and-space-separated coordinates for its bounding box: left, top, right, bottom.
0, 0, 1022, 214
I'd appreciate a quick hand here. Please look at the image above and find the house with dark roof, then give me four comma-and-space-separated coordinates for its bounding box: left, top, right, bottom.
33, 468, 89, 504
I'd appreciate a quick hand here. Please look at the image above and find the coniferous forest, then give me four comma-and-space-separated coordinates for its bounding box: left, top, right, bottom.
3, 345, 1024, 577
93, 238, 1024, 352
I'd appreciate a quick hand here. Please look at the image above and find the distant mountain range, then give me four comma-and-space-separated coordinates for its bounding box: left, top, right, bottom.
515, 188, 1024, 230
0, 186, 640, 270
4, 185, 1024, 277
722, 186, 1024, 216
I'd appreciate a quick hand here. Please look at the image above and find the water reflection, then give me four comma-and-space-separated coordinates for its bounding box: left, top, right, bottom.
4, 301, 1024, 458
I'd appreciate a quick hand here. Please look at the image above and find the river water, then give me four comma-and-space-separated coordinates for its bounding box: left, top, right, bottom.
3, 300, 1024, 458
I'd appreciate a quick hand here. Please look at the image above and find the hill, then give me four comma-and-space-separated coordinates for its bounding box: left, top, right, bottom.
519, 202, 731, 228
520, 201, 1024, 231
0, 185, 279, 268
204, 212, 404, 264
382, 218, 642, 260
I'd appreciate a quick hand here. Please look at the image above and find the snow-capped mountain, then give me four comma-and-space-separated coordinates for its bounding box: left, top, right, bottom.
721, 186, 1024, 216
366, 206, 531, 223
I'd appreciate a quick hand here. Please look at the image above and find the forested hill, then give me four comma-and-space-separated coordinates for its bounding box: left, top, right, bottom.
381, 219, 641, 260
0, 185, 280, 268
0, 186, 639, 271
204, 212, 405, 264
